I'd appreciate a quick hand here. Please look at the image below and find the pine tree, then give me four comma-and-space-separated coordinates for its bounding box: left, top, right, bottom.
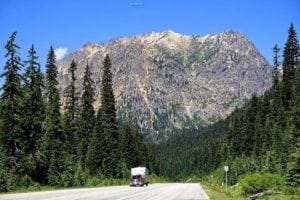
100, 55, 120, 178
271, 44, 282, 116
78, 62, 95, 167
22, 44, 45, 182
286, 146, 300, 187
86, 108, 105, 175
0, 142, 9, 192
282, 23, 299, 108
0, 32, 24, 175
291, 64, 300, 140
292, 63, 300, 103
119, 122, 140, 168
43, 46, 65, 185
63, 59, 79, 157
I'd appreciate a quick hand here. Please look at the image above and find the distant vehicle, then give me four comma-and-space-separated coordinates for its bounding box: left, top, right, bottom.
130, 167, 149, 187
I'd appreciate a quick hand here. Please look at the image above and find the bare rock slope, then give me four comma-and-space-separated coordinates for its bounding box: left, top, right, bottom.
58, 30, 272, 140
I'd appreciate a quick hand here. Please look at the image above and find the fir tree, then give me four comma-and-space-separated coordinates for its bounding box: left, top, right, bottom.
0, 32, 24, 175
293, 63, 300, 102
286, 146, 300, 187
78, 62, 95, 167
100, 55, 120, 178
43, 46, 65, 185
272, 44, 280, 86
0, 142, 9, 192
282, 23, 299, 108
86, 108, 105, 175
271, 44, 282, 116
22, 44, 45, 181
63, 59, 79, 157
291, 64, 300, 140
119, 122, 140, 168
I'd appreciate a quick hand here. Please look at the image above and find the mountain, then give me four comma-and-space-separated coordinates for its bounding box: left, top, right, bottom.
57, 30, 273, 140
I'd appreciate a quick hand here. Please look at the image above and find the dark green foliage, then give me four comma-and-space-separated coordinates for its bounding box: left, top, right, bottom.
22, 45, 45, 182
272, 44, 280, 86
60, 60, 79, 186
285, 147, 300, 187
43, 46, 65, 186
73, 163, 88, 186
78, 62, 95, 167
119, 122, 145, 168
0, 32, 26, 180
63, 59, 79, 158
282, 23, 299, 108
86, 109, 105, 176
271, 44, 283, 116
98, 55, 120, 178
0, 35, 155, 190
101, 55, 118, 141
156, 24, 300, 186
86, 55, 155, 178
0, 144, 9, 192
23, 45, 44, 153
240, 173, 284, 195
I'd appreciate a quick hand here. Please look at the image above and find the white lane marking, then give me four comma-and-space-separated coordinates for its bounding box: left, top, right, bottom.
115, 192, 140, 200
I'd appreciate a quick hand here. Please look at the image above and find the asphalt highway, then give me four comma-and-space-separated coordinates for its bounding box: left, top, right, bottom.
0, 183, 209, 200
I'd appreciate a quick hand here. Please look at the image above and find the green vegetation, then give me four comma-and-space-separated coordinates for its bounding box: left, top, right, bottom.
148, 174, 166, 183
203, 183, 299, 200
43, 46, 65, 186
78, 62, 95, 167
202, 184, 245, 200
239, 173, 283, 195
156, 23, 300, 195
0, 23, 299, 196
0, 34, 158, 192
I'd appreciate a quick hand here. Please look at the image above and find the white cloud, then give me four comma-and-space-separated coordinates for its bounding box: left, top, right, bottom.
54, 47, 68, 60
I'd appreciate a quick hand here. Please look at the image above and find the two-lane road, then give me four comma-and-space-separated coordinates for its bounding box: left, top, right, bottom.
0, 183, 209, 200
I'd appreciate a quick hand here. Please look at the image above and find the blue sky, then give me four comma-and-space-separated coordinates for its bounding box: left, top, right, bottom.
0, 0, 299, 76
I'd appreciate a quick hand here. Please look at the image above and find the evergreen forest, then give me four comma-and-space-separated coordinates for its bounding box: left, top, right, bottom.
0, 24, 299, 195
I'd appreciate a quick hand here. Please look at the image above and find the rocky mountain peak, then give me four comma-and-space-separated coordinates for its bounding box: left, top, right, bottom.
57, 30, 273, 141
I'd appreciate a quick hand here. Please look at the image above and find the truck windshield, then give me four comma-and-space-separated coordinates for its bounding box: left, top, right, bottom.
132, 175, 141, 179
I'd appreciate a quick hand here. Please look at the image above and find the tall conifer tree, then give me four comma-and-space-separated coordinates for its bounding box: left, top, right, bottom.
43, 46, 65, 185
282, 23, 299, 108
22, 44, 45, 181
86, 108, 105, 175
271, 44, 282, 116
0, 32, 24, 174
63, 59, 79, 157
78, 62, 95, 167
100, 55, 120, 178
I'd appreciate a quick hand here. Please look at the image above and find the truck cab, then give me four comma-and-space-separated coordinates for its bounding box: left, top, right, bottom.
130, 167, 149, 187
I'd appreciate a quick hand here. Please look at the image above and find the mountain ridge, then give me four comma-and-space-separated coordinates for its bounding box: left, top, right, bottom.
57, 30, 273, 140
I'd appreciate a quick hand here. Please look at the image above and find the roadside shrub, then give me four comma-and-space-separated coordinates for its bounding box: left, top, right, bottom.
19, 175, 34, 188
148, 174, 166, 183
239, 173, 283, 195
282, 186, 300, 195
0, 169, 8, 192
61, 169, 74, 187
74, 164, 88, 186
85, 176, 101, 187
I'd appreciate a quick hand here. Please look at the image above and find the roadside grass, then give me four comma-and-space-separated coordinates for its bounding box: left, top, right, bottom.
1, 179, 128, 194
1, 174, 166, 194
256, 194, 300, 200
202, 183, 300, 200
148, 174, 167, 183
202, 183, 245, 200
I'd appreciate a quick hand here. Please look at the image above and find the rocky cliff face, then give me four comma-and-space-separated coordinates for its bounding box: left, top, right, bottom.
57, 30, 272, 140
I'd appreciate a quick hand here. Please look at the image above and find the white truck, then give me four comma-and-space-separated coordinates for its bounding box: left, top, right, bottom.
130, 167, 149, 187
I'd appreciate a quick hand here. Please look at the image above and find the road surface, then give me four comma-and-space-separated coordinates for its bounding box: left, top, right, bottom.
0, 183, 209, 200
